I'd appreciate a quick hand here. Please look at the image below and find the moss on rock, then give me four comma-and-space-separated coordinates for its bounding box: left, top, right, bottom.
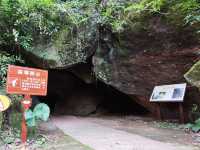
23, 9, 100, 68
184, 60, 200, 89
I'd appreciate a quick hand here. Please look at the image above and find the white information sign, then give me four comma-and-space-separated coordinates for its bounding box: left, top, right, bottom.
150, 83, 186, 102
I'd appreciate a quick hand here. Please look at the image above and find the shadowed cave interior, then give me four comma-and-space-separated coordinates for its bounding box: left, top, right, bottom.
33, 66, 149, 116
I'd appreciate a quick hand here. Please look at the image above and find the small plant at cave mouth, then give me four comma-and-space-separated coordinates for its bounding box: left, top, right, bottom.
185, 118, 200, 132
25, 103, 50, 128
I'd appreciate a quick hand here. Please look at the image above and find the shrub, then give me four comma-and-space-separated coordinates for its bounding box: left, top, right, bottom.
0, 52, 24, 87
0, 0, 199, 54
185, 118, 200, 132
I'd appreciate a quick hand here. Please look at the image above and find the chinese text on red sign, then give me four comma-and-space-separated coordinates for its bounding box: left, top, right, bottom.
6, 65, 48, 96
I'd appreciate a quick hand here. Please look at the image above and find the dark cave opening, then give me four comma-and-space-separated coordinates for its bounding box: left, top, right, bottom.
93, 81, 149, 115
36, 65, 149, 116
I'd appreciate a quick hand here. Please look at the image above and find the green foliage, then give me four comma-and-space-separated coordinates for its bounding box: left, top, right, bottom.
0, 52, 24, 86
25, 109, 36, 127
63, 0, 98, 26
25, 103, 50, 127
18, 0, 54, 9
9, 111, 22, 130
166, 0, 200, 28
0, 126, 47, 147
0, 0, 199, 55
185, 7, 200, 33
185, 118, 200, 132
191, 104, 200, 113
154, 121, 182, 129
99, 0, 200, 34
125, 0, 166, 13
0, 89, 22, 131
0, 128, 20, 144
100, 0, 128, 32
0, 0, 57, 49
33, 103, 50, 121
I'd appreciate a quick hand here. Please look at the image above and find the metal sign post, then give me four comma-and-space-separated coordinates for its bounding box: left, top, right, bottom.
21, 95, 32, 144
6, 65, 48, 146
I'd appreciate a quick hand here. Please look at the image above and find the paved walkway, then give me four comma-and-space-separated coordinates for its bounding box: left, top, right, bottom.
52, 116, 198, 150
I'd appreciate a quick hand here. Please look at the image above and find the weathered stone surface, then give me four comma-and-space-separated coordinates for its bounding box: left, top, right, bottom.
93, 25, 200, 97
23, 33, 96, 69
68, 62, 96, 84
185, 60, 200, 89
23, 44, 63, 68
94, 48, 200, 96
92, 21, 200, 116
54, 87, 101, 116
22, 17, 98, 69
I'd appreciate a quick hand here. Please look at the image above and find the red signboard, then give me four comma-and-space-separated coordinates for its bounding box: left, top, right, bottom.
6, 65, 48, 96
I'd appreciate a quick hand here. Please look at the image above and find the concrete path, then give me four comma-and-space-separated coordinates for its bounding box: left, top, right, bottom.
52, 116, 198, 150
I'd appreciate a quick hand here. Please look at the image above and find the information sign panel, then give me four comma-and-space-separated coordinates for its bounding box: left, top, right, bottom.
150, 83, 186, 102
6, 65, 48, 96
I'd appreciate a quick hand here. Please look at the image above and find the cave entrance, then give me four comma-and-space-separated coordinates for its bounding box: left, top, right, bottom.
37, 65, 149, 117
92, 81, 149, 116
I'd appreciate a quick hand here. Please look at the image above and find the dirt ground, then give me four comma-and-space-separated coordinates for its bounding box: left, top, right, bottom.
52, 115, 200, 150
86, 115, 200, 148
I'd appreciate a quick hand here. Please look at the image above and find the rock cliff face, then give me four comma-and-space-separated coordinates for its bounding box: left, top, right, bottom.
24, 18, 200, 96
92, 24, 200, 115
22, 9, 200, 116
93, 29, 200, 96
